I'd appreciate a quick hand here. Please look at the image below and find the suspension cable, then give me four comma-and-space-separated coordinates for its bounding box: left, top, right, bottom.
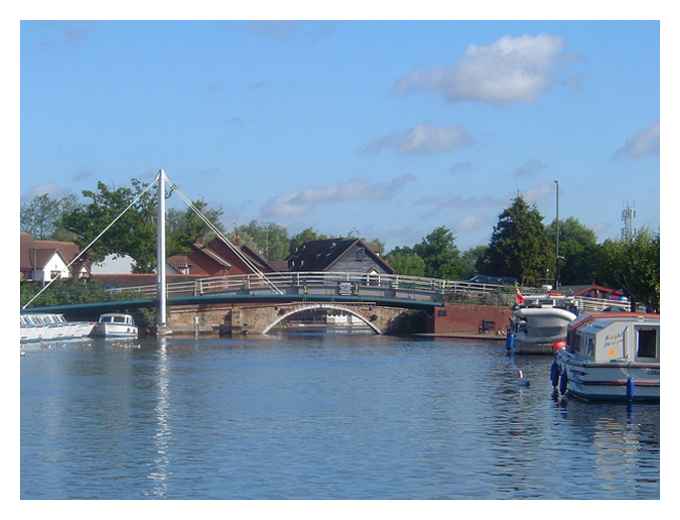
168, 180, 283, 295
22, 174, 159, 309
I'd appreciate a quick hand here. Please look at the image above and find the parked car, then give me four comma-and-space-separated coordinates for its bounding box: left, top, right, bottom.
467, 274, 518, 286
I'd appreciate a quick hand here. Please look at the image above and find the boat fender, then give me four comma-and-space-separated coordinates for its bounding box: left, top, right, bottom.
550, 360, 560, 388
626, 377, 635, 401
559, 369, 568, 395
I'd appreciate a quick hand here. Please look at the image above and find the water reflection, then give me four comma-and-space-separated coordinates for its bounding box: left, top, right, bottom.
145, 337, 172, 498
21, 336, 660, 499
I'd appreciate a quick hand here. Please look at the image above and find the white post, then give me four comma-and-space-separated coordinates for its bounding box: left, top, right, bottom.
157, 169, 168, 333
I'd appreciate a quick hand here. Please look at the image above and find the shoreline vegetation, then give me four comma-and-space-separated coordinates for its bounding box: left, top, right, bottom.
20, 178, 660, 311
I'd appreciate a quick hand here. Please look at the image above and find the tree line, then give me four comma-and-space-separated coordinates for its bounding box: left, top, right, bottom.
20, 182, 659, 308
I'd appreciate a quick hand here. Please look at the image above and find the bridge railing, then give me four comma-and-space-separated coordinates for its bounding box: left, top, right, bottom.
103, 272, 631, 311
104, 271, 516, 301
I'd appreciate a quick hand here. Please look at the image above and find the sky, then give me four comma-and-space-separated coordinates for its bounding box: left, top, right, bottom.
20, 20, 660, 251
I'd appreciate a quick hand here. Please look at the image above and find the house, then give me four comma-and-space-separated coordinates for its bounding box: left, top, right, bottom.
561, 283, 625, 300
20, 232, 90, 282
166, 238, 276, 277
287, 238, 395, 274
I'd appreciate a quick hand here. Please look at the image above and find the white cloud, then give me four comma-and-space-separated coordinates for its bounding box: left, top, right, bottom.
614, 121, 660, 160
513, 159, 547, 178
361, 123, 473, 155
395, 34, 566, 104
261, 175, 416, 218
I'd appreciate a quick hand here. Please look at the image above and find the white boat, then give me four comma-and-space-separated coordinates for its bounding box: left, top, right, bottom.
20, 313, 95, 344
508, 294, 578, 354
551, 312, 660, 402
93, 313, 139, 338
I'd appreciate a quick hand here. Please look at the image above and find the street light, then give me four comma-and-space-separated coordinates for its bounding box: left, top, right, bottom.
554, 180, 560, 289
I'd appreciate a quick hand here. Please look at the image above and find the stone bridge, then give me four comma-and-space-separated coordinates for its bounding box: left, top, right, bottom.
167, 301, 424, 336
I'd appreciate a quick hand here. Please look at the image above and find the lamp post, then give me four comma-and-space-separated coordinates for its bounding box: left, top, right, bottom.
554, 180, 560, 289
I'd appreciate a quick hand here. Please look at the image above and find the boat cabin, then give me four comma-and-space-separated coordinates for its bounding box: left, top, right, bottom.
20, 314, 66, 327
566, 314, 660, 364
98, 314, 135, 326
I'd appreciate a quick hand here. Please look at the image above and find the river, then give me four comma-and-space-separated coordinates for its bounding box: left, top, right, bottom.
20, 334, 660, 499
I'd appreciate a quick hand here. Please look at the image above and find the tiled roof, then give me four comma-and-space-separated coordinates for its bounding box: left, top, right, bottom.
288, 238, 357, 271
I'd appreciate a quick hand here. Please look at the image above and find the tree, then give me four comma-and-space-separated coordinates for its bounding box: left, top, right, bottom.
166, 201, 225, 256
384, 246, 426, 277
289, 228, 329, 255
60, 179, 159, 272
413, 226, 463, 279
477, 196, 552, 286
545, 217, 599, 286
363, 238, 385, 256
595, 228, 660, 309
459, 245, 488, 280
230, 220, 290, 261
21, 193, 79, 240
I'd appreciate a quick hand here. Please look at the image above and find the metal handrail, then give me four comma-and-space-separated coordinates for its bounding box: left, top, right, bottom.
102, 271, 633, 310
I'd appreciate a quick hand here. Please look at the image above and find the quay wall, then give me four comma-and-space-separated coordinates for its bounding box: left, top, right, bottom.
431, 303, 512, 335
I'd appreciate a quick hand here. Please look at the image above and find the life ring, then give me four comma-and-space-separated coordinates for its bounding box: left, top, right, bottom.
559, 369, 568, 395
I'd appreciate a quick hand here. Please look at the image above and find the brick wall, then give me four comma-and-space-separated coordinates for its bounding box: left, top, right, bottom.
432, 303, 512, 334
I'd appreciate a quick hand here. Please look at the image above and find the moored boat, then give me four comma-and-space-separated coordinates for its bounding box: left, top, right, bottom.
93, 313, 138, 338
551, 312, 660, 402
508, 293, 578, 354
20, 313, 95, 344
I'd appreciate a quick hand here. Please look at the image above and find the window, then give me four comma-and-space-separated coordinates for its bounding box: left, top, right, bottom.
637, 329, 657, 359
113, 316, 127, 324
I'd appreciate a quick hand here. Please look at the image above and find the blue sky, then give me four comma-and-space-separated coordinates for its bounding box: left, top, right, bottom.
20, 20, 660, 250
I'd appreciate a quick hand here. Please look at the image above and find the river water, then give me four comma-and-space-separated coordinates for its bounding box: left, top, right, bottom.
20, 334, 660, 499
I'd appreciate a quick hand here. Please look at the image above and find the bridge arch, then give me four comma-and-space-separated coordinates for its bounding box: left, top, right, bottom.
261, 303, 382, 335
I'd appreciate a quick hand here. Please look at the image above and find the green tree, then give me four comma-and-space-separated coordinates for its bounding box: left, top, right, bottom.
545, 217, 599, 285
477, 196, 552, 286
595, 228, 660, 309
21, 193, 79, 240
166, 201, 225, 255
230, 220, 290, 261
459, 245, 488, 280
413, 226, 463, 279
289, 228, 329, 255
384, 246, 426, 277
60, 179, 158, 272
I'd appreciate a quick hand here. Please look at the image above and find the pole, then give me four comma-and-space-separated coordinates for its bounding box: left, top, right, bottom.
157, 169, 167, 332
554, 180, 560, 289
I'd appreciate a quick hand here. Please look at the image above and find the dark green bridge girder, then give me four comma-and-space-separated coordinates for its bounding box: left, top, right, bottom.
21, 292, 444, 315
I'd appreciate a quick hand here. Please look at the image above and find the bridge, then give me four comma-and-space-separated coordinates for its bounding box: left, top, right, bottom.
23, 271, 503, 335
21, 169, 628, 336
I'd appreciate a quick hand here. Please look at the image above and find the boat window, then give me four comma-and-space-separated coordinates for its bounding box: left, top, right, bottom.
113, 316, 127, 324
100, 316, 114, 323
637, 328, 658, 360
585, 336, 595, 359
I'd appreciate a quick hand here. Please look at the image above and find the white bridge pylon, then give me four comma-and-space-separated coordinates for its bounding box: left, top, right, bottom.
157, 170, 284, 332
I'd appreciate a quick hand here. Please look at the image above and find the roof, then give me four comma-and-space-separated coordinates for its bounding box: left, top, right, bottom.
288, 238, 394, 273
288, 238, 357, 271
268, 260, 289, 272
20, 233, 88, 272
561, 283, 624, 297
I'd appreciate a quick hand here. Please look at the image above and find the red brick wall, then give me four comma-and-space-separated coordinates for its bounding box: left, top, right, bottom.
433, 303, 512, 334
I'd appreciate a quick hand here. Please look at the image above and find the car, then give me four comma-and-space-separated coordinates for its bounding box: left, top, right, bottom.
467, 274, 518, 286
